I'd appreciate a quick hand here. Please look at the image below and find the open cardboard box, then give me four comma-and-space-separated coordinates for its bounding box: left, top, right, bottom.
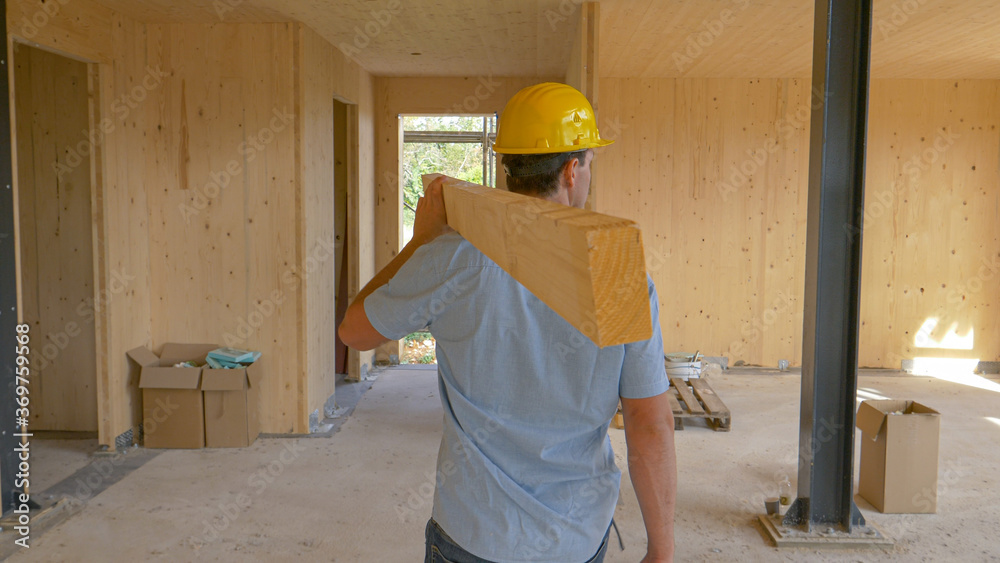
856, 399, 941, 513
128, 343, 218, 449
202, 363, 263, 448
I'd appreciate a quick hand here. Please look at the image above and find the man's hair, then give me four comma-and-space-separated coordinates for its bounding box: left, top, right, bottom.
501, 151, 586, 197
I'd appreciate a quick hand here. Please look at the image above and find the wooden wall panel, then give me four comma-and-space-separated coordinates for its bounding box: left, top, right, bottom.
860, 80, 1000, 367
13, 45, 97, 430
7, 0, 113, 63
7, 0, 153, 446
599, 0, 1000, 80
7, 2, 378, 441
144, 23, 303, 432
300, 26, 335, 418
597, 77, 809, 367
101, 11, 153, 445
351, 68, 376, 380
299, 24, 375, 416
597, 77, 1000, 368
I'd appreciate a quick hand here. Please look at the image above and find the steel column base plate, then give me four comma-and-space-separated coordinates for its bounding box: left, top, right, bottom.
757, 514, 894, 549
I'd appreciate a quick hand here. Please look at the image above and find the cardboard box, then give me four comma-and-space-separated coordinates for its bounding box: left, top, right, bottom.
856, 399, 941, 513
128, 343, 218, 449
202, 362, 263, 448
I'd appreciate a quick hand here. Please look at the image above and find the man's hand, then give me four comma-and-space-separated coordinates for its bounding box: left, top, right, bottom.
339, 175, 454, 351
412, 176, 454, 244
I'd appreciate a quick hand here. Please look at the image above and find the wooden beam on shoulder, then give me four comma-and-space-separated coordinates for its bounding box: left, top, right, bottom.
423, 174, 651, 347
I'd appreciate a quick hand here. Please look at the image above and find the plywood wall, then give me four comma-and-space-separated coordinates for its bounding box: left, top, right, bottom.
8, 0, 378, 442
860, 80, 1000, 367
299, 24, 375, 417
597, 77, 1000, 368
352, 72, 377, 380
597, 77, 810, 366
13, 44, 97, 431
8, 0, 154, 445
142, 23, 303, 431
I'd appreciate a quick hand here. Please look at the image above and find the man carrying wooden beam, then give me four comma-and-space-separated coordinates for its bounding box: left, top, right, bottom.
339, 83, 676, 563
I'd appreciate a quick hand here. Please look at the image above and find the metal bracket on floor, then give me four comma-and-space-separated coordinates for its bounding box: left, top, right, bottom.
757, 513, 893, 549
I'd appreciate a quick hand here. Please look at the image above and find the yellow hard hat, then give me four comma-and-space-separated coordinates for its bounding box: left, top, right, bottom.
493, 82, 614, 155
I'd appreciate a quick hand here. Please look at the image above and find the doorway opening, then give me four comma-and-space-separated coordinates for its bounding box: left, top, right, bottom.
334, 99, 350, 375
14, 44, 98, 432
13, 43, 100, 492
398, 115, 497, 364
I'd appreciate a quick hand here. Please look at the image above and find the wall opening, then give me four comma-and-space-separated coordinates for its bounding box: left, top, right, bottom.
398, 114, 496, 365
333, 99, 350, 375
13, 44, 98, 432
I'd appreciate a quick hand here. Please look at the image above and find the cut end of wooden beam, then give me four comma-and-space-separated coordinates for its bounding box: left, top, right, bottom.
422, 173, 654, 348
587, 225, 653, 347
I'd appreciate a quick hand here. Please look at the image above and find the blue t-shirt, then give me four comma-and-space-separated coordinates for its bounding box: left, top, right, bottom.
365, 232, 668, 563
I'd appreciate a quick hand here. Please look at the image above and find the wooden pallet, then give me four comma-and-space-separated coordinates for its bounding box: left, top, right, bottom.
668, 377, 731, 431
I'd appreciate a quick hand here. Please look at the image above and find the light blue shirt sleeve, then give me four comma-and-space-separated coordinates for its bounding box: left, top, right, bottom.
618, 276, 669, 399
363, 240, 465, 340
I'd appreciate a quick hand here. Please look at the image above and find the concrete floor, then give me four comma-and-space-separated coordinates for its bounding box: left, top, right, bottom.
30, 433, 100, 493
9, 367, 1000, 562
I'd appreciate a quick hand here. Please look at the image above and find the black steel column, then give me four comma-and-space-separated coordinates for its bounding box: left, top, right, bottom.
0, 0, 22, 515
784, 0, 873, 532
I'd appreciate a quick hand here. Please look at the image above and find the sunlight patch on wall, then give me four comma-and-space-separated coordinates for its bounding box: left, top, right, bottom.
914, 318, 974, 350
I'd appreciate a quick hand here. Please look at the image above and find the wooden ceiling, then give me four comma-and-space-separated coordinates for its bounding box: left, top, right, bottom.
93, 0, 1000, 79
91, 0, 575, 77
600, 0, 1000, 78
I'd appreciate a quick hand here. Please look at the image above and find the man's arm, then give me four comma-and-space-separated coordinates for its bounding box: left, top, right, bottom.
621, 391, 676, 563
338, 178, 452, 351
